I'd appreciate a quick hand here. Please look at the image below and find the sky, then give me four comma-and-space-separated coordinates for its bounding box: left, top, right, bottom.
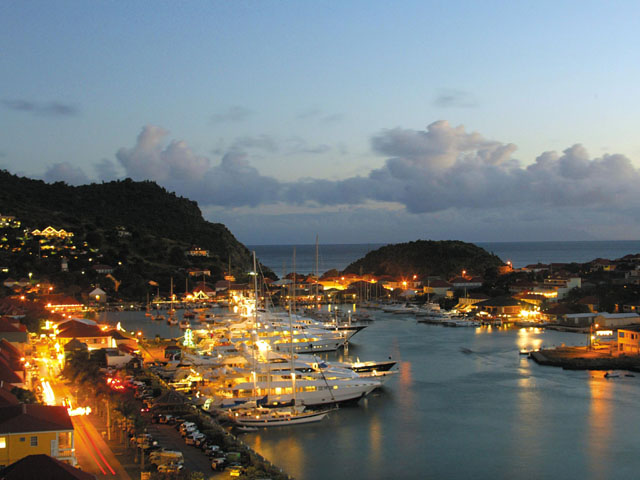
2, 1, 640, 245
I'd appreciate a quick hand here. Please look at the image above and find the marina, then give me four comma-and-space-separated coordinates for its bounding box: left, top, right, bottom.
99, 306, 640, 480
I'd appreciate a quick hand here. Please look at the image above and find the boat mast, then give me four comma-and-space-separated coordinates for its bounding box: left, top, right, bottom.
252, 251, 258, 400
315, 235, 319, 303
290, 247, 297, 406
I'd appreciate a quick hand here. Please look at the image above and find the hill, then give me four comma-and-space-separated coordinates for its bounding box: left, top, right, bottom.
0, 170, 271, 299
343, 240, 505, 279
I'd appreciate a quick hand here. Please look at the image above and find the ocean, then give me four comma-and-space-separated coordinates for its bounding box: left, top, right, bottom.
249, 240, 640, 275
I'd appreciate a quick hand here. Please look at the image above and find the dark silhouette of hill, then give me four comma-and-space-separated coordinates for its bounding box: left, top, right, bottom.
343, 240, 504, 279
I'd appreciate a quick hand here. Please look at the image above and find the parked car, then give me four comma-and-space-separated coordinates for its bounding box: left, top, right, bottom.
185, 432, 206, 446
227, 464, 244, 477
157, 463, 183, 474
211, 456, 226, 471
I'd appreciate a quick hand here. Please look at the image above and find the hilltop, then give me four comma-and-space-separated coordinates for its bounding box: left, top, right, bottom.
0, 170, 271, 299
343, 240, 505, 279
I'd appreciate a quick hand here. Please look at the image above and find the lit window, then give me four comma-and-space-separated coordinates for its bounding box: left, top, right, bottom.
0, 437, 5, 448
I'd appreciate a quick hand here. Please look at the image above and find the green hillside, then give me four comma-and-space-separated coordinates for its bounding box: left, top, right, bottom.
0, 170, 271, 299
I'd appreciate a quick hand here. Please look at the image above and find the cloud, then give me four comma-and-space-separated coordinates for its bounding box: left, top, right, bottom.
433, 89, 477, 108
94, 159, 121, 182
295, 108, 344, 124
210, 106, 252, 124
110, 121, 640, 234
2, 99, 79, 116
43, 162, 89, 185
115, 125, 280, 207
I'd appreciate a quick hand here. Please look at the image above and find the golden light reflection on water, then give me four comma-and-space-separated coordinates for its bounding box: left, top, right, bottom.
368, 414, 382, 472
516, 327, 544, 352
587, 375, 612, 479
251, 433, 304, 479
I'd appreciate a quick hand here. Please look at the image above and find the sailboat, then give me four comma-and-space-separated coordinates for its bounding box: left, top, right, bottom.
167, 278, 178, 325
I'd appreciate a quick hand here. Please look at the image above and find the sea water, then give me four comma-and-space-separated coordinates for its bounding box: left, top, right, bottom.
250, 240, 640, 274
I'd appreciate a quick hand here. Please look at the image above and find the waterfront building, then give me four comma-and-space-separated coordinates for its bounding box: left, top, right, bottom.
618, 329, 640, 354
594, 312, 640, 328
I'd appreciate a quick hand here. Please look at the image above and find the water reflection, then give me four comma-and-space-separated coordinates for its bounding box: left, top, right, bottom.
587, 374, 612, 479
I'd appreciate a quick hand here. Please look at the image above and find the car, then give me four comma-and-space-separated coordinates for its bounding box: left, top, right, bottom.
227, 464, 244, 477
185, 432, 205, 446
157, 463, 183, 474
211, 457, 226, 471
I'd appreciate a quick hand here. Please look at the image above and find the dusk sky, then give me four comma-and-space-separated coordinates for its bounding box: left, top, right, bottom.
2, 1, 640, 245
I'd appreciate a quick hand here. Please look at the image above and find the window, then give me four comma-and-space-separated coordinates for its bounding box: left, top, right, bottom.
30, 436, 38, 447
0, 437, 5, 448
19, 437, 25, 442
620, 332, 625, 338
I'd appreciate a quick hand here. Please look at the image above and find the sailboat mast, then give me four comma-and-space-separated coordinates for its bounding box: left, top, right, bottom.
290, 247, 296, 405
315, 235, 319, 302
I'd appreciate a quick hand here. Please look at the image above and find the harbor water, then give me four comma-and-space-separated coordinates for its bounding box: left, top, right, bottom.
103, 309, 640, 480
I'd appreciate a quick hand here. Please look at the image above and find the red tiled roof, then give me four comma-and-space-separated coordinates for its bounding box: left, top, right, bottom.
57, 320, 107, 338
0, 405, 73, 434
0, 318, 26, 333
0, 386, 19, 406
0, 453, 95, 480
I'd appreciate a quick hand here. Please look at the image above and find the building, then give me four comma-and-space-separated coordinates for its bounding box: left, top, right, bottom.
0, 454, 95, 479
187, 246, 209, 257
423, 280, 452, 297
618, 329, 640, 355
0, 405, 76, 467
594, 312, 640, 329
30, 227, 74, 239
560, 313, 597, 328
56, 319, 114, 351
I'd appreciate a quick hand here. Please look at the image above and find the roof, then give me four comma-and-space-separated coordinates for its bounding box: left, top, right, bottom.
57, 320, 107, 339
428, 280, 452, 288
0, 405, 73, 434
0, 386, 19, 406
475, 297, 524, 307
597, 312, 640, 319
0, 318, 27, 333
63, 338, 88, 351
0, 454, 96, 480
0, 358, 22, 385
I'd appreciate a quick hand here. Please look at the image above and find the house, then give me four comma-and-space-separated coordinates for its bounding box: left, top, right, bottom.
30, 227, 74, 239
449, 277, 483, 290
560, 313, 597, 328
594, 312, 640, 329
91, 265, 113, 275
88, 287, 106, 303
423, 280, 452, 297
187, 246, 209, 257
618, 329, 640, 355
56, 319, 114, 351
0, 318, 28, 347
473, 297, 526, 318
0, 404, 76, 467
0, 454, 94, 479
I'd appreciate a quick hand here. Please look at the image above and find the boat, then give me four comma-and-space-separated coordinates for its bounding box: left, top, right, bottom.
183, 310, 195, 319
179, 320, 190, 329
230, 406, 331, 427
167, 316, 178, 326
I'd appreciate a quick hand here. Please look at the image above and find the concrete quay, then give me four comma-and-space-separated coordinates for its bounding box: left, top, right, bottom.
531, 345, 640, 371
